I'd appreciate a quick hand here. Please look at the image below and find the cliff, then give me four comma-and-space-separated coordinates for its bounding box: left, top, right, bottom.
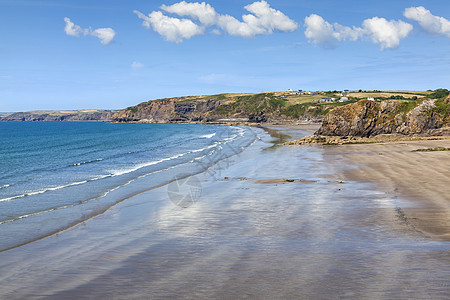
111, 93, 332, 123
111, 97, 226, 123
1, 110, 117, 122
316, 96, 450, 137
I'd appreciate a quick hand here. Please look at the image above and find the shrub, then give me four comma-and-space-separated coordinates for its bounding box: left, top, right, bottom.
429, 89, 449, 99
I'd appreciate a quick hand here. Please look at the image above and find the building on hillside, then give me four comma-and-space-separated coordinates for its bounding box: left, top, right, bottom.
367, 97, 375, 101
339, 97, 349, 102
321, 97, 334, 103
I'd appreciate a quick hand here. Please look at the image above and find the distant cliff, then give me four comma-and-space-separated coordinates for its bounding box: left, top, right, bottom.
1, 110, 117, 122
111, 93, 331, 123
316, 96, 450, 137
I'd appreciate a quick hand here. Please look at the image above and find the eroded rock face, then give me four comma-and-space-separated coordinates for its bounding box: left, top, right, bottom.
111, 98, 227, 123
398, 100, 440, 134
112, 100, 175, 123
316, 99, 441, 137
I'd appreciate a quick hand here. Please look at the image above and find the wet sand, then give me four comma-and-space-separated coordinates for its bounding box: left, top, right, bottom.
0, 126, 449, 299
323, 137, 450, 241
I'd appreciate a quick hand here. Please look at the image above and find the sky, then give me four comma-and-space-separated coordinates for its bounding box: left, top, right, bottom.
1, 0, 449, 111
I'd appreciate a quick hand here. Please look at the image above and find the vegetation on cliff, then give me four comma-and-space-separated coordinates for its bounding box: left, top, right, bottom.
111, 93, 359, 123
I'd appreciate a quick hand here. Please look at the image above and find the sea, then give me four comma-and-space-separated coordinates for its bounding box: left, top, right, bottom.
0, 122, 260, 251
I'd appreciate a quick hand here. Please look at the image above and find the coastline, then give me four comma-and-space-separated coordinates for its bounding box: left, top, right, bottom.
0, 124, 449, 298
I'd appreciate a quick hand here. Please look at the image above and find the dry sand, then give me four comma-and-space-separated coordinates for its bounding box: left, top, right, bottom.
323, 137, 450, 241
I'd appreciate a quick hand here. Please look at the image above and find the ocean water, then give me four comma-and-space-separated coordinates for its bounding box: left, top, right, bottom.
0, 122, 259, 251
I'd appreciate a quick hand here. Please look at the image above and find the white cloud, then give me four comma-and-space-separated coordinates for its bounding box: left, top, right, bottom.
404, 6, 450, 38
131, 61, 144, 69
333, 23, 363, 42
216, 14, 265, 37
134, 10, 204, 43
63, 17, 116, 45
304, 14, 337, 46
91, 28, 116, 45
64, 17, 86, 37
135, 1, 297, 42
304, 14, 363, 47
362, 17, 412, 50
243, 0, 298, 33
161, 1, 217, 26
304, 14, 412, 50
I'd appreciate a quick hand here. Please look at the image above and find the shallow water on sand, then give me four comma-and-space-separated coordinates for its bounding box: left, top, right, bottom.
0, 126, 448, 299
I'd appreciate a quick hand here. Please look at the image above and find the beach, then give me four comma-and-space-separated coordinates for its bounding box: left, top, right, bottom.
324, 137, 450, 241
0, 125, 449, 299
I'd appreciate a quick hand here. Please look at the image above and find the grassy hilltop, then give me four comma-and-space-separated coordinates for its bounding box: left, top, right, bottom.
112, 89, 448, 124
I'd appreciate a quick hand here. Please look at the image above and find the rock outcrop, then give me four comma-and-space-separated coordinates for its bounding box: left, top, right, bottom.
316, 99, 449, 137
284, 134, 441, 146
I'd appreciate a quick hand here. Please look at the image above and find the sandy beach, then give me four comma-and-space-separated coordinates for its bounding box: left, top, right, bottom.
0, 125, 449, 299
323, 137, 450, 241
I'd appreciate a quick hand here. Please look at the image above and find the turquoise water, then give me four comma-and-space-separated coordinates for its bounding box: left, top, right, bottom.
0, 122, 259, 251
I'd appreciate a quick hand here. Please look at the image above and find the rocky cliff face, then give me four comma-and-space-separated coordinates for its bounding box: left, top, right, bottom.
111, 98, 226, 123
111, 93, 327, 124
1, 110, 116, 122
316, 98, 449, 137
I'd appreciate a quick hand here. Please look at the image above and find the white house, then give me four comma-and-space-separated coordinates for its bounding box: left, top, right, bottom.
339, 97, 349, 102
367, 97, 375, 101
321, 97, 334, 103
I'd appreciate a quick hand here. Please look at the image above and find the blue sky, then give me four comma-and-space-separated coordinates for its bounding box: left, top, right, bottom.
1, 0, 449, 111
